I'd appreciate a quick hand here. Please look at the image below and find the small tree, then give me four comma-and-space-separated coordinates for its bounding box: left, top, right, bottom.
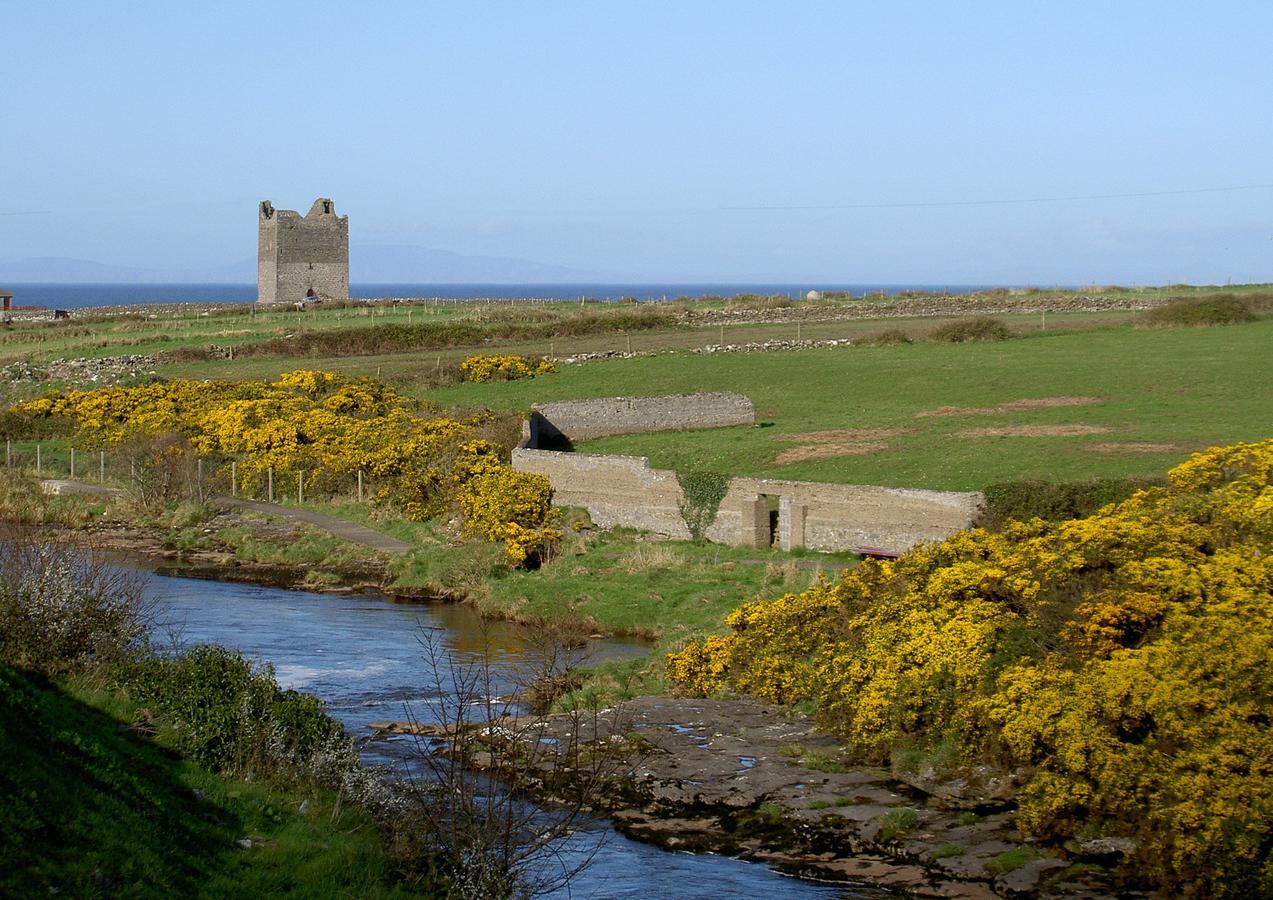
399, 624, 639, 898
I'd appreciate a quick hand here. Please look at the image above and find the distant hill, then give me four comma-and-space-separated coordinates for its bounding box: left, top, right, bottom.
0, 245, 599, 284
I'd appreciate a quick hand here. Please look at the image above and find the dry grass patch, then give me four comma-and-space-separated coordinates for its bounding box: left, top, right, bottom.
776, 427, 913, 442
960, 424, 1114, 438
774, 441, 890, 464
1084, 441, 1188, 455
916, 396, 1103, 418
619, 543, 684, 573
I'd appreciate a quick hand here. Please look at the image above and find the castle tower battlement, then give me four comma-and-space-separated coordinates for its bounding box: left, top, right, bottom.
257, 198, 349, 304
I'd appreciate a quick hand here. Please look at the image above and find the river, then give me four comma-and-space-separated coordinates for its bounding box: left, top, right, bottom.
146, 569, 879, 899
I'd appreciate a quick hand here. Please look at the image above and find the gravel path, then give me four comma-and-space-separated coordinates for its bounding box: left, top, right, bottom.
214, 498, 414, 555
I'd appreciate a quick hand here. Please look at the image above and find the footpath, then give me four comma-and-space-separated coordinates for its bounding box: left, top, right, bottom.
40, 480, 414, 556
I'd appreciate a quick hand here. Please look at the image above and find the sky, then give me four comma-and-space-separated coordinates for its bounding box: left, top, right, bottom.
2, 1, 1271, 284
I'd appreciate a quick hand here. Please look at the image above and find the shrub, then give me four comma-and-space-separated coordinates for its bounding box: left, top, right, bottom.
1138, 295, 1256, 327
667, 441, 1273, 895
861, 329, 913, 346
9, 372, 500, 521
928, 317, 1011, 342
120, 644, 346, 776
460, 354, 555, 383
676, 470, 730, 541
456, 464, 560, 567
0, 535, 150, 676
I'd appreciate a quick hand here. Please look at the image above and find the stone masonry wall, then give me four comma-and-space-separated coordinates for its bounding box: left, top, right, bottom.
707, 478, 983, 555
258, 199, 349, 304
511, 448, 693, 539
523, 392, 754, 446
512, 447, 982, 555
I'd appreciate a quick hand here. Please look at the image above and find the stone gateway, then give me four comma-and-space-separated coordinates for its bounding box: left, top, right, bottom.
257, 198, 349, 304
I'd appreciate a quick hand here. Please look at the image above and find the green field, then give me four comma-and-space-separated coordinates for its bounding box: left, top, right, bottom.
427, 319, 1273, 490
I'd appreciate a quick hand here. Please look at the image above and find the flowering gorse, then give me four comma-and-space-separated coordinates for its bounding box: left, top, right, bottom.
14, 371, 559, 565
667, 441, 1273, 895
459, 355, 555, 383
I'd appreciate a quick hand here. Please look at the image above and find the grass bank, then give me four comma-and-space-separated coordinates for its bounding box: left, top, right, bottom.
0, 665, 417, 898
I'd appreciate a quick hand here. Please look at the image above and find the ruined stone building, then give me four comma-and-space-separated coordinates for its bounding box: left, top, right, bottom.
257, 199, 349, 304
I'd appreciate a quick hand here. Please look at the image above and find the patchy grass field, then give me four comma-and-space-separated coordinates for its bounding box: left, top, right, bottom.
427, 318, 1273, 490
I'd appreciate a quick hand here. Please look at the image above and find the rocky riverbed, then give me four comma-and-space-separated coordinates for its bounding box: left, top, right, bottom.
391, 696, 1139, 898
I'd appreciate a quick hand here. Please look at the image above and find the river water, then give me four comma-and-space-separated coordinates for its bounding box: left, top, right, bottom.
146, 570, 878, 899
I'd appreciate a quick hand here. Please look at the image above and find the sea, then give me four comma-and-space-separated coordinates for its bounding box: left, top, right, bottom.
2, 282, 1000, 310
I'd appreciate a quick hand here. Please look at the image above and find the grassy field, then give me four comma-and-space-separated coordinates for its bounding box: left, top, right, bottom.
427, 318, 1273, 490
5, 282, 1266, 371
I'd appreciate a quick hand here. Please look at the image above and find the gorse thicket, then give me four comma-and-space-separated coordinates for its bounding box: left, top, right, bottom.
459, 354, 555, 383
668, 440, 1272, 895
13, 371, 558, 565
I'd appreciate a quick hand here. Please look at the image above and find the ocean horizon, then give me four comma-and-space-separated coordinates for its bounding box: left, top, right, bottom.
0, 282, 1009, 309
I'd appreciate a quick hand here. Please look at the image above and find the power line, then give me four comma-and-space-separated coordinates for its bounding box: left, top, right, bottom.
720, 182, 1273, 211
0, 211, 51, 217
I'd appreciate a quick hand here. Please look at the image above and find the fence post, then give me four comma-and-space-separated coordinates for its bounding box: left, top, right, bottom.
298, 471, 304, 505
35, 443, 41, 474
99, 451, 105, 483
268, 467, 274, 503
197, 458, 204, 501
70, 447, 75, 479
231, 461, 237, 497
5, 439, 10, 468
130, 460, 136, 484
357, 469, 363, 503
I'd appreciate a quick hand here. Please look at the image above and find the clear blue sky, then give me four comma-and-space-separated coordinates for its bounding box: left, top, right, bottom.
2, 1, 1271, 284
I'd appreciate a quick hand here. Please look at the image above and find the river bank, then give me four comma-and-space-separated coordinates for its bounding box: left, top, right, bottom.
0, 503, 1131, 897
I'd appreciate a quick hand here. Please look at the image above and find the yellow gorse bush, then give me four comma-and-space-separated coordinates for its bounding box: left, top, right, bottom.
667, 441, 1273, 895
14, 371, 558, 565
459, 354, 555, 383
456, 464, 560, 566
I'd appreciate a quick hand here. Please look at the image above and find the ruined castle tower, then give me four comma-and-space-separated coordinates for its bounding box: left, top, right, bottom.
257, 199, 349, 304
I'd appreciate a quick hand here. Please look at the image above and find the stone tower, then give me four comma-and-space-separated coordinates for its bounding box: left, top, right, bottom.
257, 198, 349, 304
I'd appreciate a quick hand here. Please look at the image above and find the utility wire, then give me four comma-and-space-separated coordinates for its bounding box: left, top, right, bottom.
721, 182, 1273, 211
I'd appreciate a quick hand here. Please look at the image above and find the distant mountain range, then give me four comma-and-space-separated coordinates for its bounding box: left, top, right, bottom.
0, 245, 600, 284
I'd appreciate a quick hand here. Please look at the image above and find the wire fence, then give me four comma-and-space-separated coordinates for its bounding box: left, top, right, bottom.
3, 439, 387, 508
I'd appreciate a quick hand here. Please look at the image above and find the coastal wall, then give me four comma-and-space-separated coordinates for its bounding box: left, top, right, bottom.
523, 392, 754, 447
258, 199, 350, 304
